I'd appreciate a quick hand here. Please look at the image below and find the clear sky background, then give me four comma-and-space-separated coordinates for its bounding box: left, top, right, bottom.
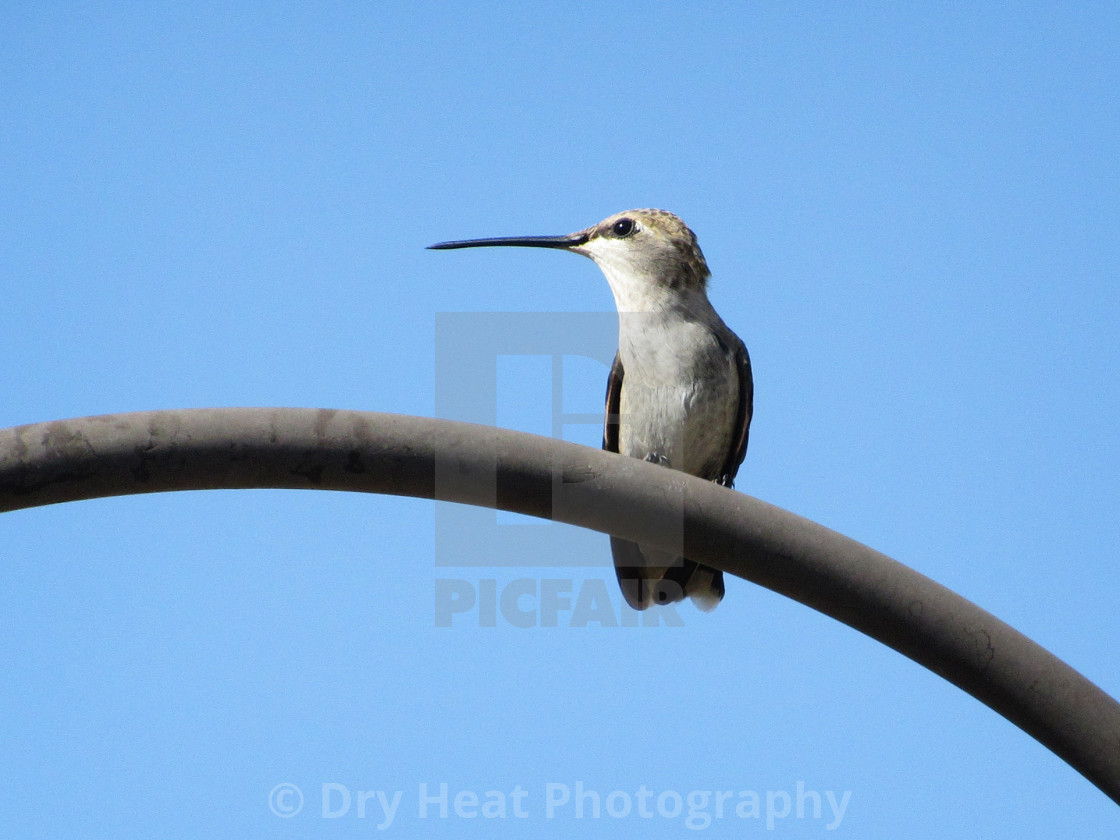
2, 3, 1118, 837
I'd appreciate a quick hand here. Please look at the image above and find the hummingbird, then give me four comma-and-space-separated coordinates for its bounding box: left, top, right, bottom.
429, 209, 753, 611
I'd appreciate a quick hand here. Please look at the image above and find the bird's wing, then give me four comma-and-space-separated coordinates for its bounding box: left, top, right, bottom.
602, 353, 652, 609
720, 335, 754, 484
602, 351, 623, 454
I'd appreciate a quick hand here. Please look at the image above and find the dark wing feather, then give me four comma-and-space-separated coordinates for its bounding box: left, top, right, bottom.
602, 352, 623, 454
602, 354, 649, 608
719, 335, 754, 485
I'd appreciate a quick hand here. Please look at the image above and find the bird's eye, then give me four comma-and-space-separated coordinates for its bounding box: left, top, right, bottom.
611, 218, 635, 238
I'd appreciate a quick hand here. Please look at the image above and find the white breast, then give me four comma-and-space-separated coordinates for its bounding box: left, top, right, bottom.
616, 317, 739, 480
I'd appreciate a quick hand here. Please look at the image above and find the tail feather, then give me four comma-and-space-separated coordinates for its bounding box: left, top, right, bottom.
611, 536, 725, 611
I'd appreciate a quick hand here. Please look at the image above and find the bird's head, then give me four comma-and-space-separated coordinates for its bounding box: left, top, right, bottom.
568, 209, 710, 296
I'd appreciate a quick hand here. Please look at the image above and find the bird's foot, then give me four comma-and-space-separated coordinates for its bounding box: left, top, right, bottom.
716, 473, 735, 489
643, 452, 670, 467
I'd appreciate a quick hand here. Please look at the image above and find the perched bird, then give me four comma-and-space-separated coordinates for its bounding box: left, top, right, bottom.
429, 209, 752, 611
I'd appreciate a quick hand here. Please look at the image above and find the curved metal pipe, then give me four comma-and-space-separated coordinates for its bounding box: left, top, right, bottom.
1, 408, 1117, 804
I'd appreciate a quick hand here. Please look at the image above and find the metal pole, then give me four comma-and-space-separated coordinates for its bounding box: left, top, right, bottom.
1, 408, 1117, 804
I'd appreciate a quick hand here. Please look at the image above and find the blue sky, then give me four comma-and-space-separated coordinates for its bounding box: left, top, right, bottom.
2, 3, 1118, 836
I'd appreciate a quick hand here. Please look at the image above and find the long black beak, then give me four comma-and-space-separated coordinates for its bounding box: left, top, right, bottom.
427, 233, 588, 251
